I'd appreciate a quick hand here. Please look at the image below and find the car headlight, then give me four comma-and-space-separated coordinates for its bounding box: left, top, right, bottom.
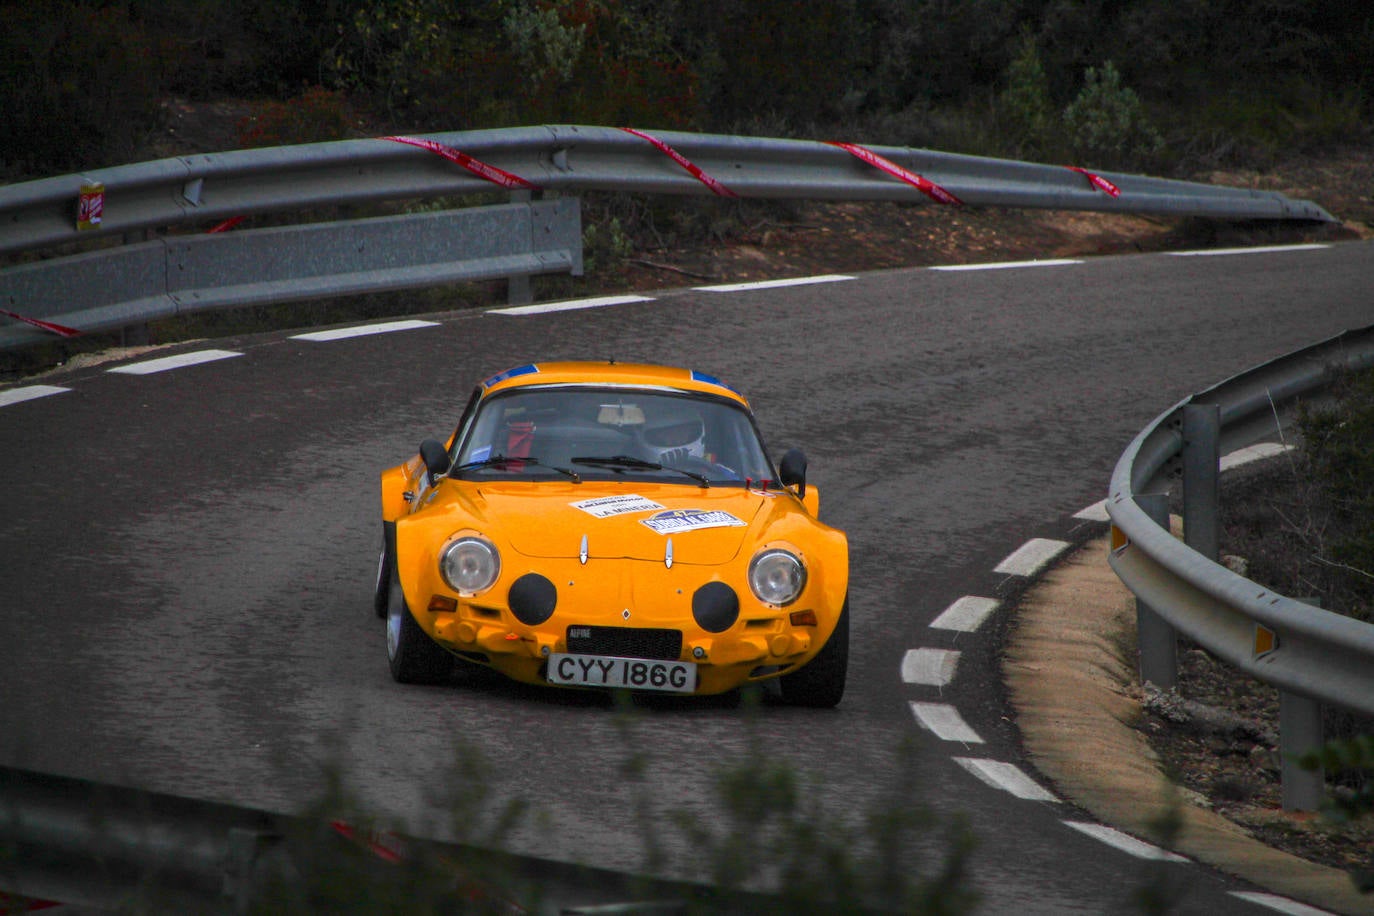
439, 536, 501, 595
748, 549, 806, 606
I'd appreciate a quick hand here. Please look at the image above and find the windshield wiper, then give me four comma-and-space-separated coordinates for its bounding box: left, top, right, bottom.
452, 454, 581, 483
571, 455, 709, 487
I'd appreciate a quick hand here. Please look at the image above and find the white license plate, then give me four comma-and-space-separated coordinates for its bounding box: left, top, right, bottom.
547, 653, 697, 693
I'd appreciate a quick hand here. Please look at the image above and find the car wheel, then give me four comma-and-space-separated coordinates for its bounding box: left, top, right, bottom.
779, 598, 848, 708
386, 578, 454, 684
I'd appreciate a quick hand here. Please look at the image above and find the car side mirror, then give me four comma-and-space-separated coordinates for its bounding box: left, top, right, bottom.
420, 438, 451, 485
779, 448, 807, 500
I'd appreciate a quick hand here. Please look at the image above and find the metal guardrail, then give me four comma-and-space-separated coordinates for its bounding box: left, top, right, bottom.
0, 125, 1337, 348
1106, 324, 1374, 720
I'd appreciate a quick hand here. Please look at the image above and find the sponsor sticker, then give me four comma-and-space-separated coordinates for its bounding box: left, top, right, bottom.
571, 494, 665, 518
640, 508, 746, 535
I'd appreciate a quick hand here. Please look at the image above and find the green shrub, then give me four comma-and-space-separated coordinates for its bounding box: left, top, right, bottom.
1062, 62, 1163, 171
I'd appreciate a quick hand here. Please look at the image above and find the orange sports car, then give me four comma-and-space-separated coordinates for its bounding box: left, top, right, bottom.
377, 361, 849, 706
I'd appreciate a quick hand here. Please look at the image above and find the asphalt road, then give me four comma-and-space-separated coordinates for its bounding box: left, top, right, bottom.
3, 241, 1371, 912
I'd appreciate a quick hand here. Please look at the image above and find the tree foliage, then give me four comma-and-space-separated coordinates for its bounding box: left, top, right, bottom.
3, 0, 1373, 177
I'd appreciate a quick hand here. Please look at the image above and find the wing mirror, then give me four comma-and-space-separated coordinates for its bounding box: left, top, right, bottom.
420, 439, 451, 486
778, 448, 807, 499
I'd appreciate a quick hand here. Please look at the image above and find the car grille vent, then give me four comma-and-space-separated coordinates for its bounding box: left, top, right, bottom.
566, 626, 682, 661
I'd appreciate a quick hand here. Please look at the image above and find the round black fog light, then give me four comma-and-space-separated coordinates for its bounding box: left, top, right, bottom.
692, 582, 739, 633
509, 573, 557, 625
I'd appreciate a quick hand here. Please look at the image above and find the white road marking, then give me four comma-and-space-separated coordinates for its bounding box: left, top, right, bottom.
994, 538, 1071, 576
1062, 821, 1189, 863
929, 259, 1081, 272
909, 702, 983, 743
489, 294, 654, 315
1228, 892, 1337, 915
930, 596, 999, 632
693, 274, 854, 292
291, 319, 438, 341
1221, 442, 1294, 471
953, 758, 1059, 802
901, 648, 960, 687
1074, 499, 1111, 522
0, 385, 70, 407
107, 350, 242, 375
1169, 243, 1329, 257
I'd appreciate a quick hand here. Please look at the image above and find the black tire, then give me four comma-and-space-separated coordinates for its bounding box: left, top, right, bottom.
779, 598, 848, 708
386, 578, 454, 684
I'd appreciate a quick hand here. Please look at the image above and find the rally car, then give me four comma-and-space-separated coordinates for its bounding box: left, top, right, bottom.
376, 361, 849, 706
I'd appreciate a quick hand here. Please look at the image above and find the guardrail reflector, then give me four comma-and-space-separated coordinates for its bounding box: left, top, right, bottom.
1110, 524, 1129, 554
1254, 623, 1279, 659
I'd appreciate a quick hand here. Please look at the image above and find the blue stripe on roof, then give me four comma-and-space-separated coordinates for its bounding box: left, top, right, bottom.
690, 370, 741, 395
482, 364, 539, 388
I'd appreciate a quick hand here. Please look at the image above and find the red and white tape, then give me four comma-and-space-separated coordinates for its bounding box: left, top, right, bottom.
384, 135, 540, 191
1, 308, 80, 338
620, 127, 738, 198
1067, 166, 1121, 198
828, 142, 962, 206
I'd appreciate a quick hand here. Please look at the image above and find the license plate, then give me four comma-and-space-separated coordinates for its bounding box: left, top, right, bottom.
547, 653, 697, 693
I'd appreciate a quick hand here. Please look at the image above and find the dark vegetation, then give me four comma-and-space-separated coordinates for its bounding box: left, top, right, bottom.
3, 0, 1372, 180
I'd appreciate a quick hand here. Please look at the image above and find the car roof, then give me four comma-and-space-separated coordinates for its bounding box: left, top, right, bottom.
478, 362, 751, 408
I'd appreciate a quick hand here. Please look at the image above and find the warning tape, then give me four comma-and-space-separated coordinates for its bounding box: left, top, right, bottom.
384, 135, 540, 191
828, 142, 962, 206
619, 128, 738, 198
0, 308, 81, 338
207, 215, 245, 233
1067, 166, 1121, 198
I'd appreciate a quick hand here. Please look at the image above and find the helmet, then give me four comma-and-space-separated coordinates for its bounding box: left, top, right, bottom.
639, 408, 705, 464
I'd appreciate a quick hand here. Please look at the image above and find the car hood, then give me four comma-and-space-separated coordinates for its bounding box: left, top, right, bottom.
475, 484, 770, 565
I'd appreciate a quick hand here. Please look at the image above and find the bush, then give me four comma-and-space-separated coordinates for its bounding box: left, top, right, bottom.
1062, 62, 1163, 171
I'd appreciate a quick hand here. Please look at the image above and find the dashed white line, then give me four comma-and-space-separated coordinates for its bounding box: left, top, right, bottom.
901, 648, 960, 687
1168, 243, 1329, 257
909, 702, 983, 743
1221, 442, 1294, 471
693, 274, 854, 292
291, 319, 438, 341
1228, 892, 1336, 915
107, 350, 243, 375
1062, 821, 1188, 863
994, 538, 1071, 576
0, 385, 70, 408
929, 596, 999, 633
929, 259, 1082, 272
489, 294, 654, 315
953, 758, 1059, 802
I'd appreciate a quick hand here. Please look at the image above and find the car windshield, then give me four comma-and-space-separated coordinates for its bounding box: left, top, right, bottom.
452, 386, 776, 485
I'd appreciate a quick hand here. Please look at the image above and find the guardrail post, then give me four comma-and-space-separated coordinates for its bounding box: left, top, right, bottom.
1182, 403, 1220, 562
1278, 595, 1325, 812
507, 190, 534, 306
1134, 492, 1177, 689
1280, 690, 1324, 811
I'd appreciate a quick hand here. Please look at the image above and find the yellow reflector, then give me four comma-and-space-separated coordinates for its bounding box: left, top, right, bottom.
789, 609, 818, 627
1254, 624, 1279, 659
1110, 525, 1129, 554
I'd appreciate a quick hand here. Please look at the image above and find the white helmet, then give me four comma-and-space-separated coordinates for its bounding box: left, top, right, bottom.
640, 408, 705, 464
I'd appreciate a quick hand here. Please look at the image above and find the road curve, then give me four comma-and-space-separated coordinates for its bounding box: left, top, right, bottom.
3, 241, 1371, 913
